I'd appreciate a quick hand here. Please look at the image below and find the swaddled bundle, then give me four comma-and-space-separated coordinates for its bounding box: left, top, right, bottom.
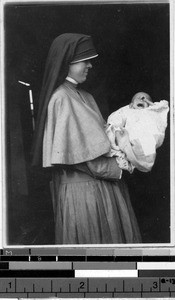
106, 92, 169, 172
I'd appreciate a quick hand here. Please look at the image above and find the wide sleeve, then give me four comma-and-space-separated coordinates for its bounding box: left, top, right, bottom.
75, 156, 122, 180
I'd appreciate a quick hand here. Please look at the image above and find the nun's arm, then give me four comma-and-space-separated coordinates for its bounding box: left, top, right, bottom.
75, 156, 122, 181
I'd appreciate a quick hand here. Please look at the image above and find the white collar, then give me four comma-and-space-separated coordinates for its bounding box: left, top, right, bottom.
66, 76, 78, 85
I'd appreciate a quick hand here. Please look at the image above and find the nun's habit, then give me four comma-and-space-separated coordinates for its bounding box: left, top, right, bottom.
32, 33, 141, 244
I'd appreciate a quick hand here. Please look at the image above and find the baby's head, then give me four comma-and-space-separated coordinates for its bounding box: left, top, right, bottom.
130, 92, 153, 109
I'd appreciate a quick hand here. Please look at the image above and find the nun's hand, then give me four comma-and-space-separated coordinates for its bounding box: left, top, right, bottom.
115, 127, 129, 140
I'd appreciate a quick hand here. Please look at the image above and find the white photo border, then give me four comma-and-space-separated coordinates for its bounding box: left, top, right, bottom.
1, 0, 175, 253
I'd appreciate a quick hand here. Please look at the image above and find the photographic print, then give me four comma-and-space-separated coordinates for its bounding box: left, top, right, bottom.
2, 0, 173, 247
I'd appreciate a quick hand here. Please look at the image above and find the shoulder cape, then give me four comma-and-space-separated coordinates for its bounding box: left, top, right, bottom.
43, 84, 110, 166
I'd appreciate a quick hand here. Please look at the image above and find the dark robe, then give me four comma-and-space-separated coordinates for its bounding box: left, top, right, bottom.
44, 81, 141, 244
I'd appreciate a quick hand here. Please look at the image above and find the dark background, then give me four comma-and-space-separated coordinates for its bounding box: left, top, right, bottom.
5, 2, 170, 245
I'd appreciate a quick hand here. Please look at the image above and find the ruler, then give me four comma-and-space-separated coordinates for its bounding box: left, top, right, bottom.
0, 250, 175, 298
0, 277, 175, 298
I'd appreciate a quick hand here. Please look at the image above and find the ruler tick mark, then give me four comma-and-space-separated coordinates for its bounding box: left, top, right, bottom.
123, 280, 125, 292
87, 278, 89, 292
51, 279, 53, 292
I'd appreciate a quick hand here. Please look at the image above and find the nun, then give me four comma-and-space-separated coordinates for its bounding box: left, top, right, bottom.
32, 33, 141, 244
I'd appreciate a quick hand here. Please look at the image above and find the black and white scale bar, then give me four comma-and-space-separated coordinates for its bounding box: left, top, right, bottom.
30, 256, 56, 261
139, 270, 175, 277
0, 255, 172, 262
115, 256, 142, 262
87, 256, 114, 262
142, 256, 170, 262
0, 270, 74, 277
0, 256, 28, 261
57, 256, 85, 261
0, 263, 9, 269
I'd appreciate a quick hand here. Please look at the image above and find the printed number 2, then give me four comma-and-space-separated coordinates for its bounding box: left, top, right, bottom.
79, 282, 85, 289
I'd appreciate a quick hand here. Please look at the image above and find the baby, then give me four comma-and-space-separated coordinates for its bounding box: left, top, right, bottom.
106, 92, 169, 172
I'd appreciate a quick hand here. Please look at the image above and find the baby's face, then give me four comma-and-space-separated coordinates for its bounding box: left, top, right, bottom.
130, 92, 153, 109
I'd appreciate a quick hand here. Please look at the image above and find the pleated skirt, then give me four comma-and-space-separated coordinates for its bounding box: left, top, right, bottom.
51, 169, 141, 244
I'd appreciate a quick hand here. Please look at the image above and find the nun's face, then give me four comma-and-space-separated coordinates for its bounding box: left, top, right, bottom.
68, 60, 92, 83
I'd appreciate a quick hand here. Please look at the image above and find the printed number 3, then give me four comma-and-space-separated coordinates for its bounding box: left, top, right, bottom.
153, 281, 158, 289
